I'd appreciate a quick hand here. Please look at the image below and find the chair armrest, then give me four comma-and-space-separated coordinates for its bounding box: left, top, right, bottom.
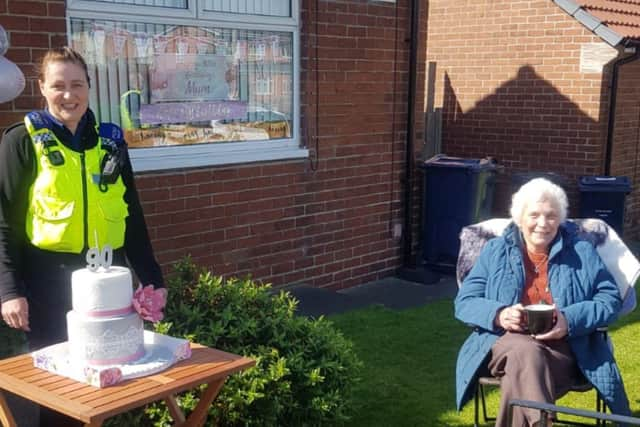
508, 399, 640, 425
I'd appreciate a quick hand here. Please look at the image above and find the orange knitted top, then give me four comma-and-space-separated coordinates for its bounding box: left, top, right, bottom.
522, 249, 553, 305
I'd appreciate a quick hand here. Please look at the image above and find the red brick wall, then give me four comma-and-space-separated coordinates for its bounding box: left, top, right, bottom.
1, 1, 426, 289
426, 0, 611, 219
610, 59, 640, 238
0, 0, 67, 125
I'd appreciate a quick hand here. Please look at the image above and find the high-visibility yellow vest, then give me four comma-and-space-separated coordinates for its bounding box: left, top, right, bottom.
24, 112, 128, 253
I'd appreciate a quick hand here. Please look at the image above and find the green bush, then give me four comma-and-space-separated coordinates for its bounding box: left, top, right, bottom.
109, 257, 361, 426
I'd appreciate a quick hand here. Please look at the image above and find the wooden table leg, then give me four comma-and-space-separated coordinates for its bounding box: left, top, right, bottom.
0, 390, 17, 427
164, 395, 186, 424
179, 378, 226, 427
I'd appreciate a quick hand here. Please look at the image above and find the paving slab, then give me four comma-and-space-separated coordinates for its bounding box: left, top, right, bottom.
286, 285, 372, 317
289, 274, 458, 317
340, 275, 458, 310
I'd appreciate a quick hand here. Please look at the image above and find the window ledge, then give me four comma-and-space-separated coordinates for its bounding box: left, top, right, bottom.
130, 142, 308, 172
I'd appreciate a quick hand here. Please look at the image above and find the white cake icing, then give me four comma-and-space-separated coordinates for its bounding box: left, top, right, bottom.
66, 266, 145, 366
71, 267, 133, 315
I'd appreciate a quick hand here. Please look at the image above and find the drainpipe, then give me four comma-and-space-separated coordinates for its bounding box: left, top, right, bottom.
604, 41, 640, 176
402, 0, 420, 269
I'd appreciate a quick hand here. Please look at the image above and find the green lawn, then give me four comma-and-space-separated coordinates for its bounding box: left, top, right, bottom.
329, 297, 640, 427
2, 292, 638, 426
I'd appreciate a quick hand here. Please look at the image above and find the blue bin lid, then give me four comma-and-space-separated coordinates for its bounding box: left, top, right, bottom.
422, 154, 496, 170
578, 176, 631, 192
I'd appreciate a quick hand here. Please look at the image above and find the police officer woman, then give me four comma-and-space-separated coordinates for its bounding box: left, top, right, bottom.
0, 47, 165, 424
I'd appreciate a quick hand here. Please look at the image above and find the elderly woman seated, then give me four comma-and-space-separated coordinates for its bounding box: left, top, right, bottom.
454, 178, 630, 426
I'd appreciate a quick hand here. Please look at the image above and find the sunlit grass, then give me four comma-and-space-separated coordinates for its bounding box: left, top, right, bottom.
330, 296, 640, 426
2, 287, 639, 426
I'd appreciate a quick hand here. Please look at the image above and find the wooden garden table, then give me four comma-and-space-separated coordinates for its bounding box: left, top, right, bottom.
0, 343, 254, 426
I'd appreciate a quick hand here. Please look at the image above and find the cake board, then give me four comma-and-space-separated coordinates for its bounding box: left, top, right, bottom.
31, 330, 192, 387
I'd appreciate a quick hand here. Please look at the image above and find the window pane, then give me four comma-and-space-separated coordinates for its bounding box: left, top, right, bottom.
76, 0, 187, 8
202, 0, 290, 17
70, 18, 293, 148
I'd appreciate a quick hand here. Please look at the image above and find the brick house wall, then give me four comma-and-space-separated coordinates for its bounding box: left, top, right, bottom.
0, 1, 67, 123
610, 60, 640, 237
425, 0, 624, 226
0, 0, 426, 289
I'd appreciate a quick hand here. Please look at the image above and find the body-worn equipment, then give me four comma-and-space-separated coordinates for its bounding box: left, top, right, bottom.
24, 111, 128, 253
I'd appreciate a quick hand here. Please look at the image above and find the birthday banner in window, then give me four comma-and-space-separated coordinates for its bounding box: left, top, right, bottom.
150, 53, 232, 103
139, 100, 247, 125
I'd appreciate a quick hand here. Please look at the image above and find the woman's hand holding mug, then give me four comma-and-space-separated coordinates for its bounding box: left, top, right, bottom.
496, 303, 526, 332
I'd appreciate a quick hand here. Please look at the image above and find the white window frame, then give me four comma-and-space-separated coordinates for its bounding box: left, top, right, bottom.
66, 1, 305, 172
67, 0, 197, 20
198, 3, 297, 27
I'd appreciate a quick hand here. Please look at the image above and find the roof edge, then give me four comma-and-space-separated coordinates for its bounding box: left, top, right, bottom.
553, 0, 624, 47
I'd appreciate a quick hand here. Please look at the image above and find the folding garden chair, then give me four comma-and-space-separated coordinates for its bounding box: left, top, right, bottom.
508, 399, 640, 426
473, 372, 603, 427
456, 218, 639, 427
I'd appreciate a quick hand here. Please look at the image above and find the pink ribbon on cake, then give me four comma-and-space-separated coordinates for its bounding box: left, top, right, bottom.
87, 348, 146, 366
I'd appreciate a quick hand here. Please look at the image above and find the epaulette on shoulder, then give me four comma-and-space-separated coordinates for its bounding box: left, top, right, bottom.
98, 123, 126, 147
25, 111, 54, 131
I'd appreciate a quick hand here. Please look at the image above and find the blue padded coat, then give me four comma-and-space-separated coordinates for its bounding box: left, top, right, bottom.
454, 222, 630, 416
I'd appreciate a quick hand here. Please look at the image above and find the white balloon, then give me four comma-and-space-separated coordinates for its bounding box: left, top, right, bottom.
0, 25, 7, 56
0, 56, 25, 103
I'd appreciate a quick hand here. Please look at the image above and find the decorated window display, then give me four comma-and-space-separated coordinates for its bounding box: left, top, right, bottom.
65, 0, 300, 170
69, 20, 293, 148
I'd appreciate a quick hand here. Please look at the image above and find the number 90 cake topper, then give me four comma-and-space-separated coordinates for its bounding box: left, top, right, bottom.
86, 245, 113, 272
86, 231, 113, 272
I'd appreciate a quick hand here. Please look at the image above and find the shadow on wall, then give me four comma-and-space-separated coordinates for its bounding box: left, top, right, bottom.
439, 65, 605, 217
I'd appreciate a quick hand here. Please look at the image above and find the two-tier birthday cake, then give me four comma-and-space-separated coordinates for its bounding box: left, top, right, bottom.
66, 266, 145, 365
32, 246, 191, 387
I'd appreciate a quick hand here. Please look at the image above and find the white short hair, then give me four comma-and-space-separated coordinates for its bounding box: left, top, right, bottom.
510, 177, 568, 227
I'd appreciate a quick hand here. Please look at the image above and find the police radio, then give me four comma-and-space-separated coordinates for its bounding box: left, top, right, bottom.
98, 123, 125, 192
98, 142, 122, 192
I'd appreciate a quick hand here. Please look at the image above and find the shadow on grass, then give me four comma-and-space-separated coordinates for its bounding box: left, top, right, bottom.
329, 294, 640, 427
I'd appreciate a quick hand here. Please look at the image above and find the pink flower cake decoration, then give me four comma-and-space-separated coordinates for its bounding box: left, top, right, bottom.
132, 284, 167, 323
